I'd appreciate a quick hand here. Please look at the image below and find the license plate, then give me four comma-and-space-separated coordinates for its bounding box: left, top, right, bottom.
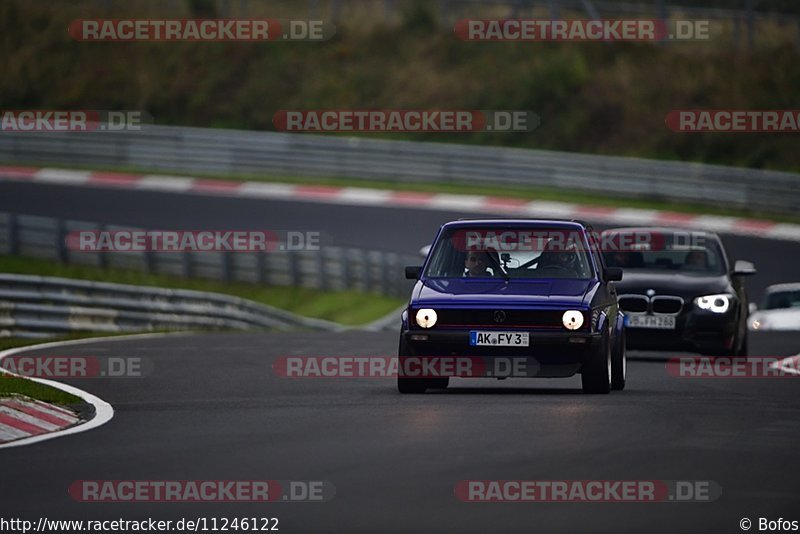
469, 331, 530, 347
626, 315, 676, 330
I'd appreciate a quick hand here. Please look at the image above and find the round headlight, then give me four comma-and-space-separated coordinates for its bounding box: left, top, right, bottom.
562, 310, 584, 330
415, 308, 437, 329
695, 294, 731, 314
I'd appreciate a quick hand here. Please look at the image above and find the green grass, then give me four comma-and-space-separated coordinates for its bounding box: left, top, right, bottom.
0, 255, 404, 326
0, 376, 81, 405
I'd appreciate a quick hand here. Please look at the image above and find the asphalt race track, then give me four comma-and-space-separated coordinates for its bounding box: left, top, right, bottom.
1, 181, 799, 533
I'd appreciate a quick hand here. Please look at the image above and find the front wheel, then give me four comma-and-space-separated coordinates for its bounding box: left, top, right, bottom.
397, 376, 429, 394
611, 329, 626, 391
582, 336, 611, 394
396, 336, 450, 394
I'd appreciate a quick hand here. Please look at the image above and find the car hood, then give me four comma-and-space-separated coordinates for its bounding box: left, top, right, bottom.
749, 308, 800, 331
615, 271, 730, 298
412, 278, 594, 307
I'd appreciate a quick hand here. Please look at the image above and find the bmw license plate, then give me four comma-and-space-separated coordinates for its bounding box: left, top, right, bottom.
469, 331, 529, 347
626, 315, 676, 330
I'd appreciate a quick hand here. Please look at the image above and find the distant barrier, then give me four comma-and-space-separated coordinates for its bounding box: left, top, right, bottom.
1, 125, 797, 214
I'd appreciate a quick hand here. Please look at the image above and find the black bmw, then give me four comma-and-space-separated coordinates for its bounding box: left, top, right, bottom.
601, 227, 755, 356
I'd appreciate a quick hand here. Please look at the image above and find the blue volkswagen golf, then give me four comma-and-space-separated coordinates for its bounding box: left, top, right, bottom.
399, 219, 626, 394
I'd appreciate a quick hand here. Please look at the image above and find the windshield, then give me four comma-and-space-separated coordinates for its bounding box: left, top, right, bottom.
763, 290, 800, 310
602, 233, 725, 275
423, 226, 594, 279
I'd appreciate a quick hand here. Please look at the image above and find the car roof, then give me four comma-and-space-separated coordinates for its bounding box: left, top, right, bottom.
765, 283, 800, 293
445, 218, 588, 229
602, 226, 719, 238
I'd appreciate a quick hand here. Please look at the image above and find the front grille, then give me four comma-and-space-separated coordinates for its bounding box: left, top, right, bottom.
619, 296, 648, 313
652, 296, 684, 314
432, 309, 566, 328
618, 294, 684, 315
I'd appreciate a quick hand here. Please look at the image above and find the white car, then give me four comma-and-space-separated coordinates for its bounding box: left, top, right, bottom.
749, 283, 800, 331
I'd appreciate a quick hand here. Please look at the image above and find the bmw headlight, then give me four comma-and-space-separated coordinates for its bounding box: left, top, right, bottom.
694, 294, 732, 314
415, 308, 437, 328
562, 310, 584, 330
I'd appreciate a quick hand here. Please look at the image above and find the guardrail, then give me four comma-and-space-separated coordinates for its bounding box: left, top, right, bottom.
0, 273, 345, 338
1, 125, 798, 214
0, 211, 417, 337
0, 212, 417, 298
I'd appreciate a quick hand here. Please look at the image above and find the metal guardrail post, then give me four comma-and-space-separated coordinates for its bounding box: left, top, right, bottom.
288, 249, 300, 287
55, 219, 67, 264
183, 250, 193, 278
7, 213, 18, 256
221, 250, 233, 282
340, 247, 352, 291
380, 251, 390, 296
317, 249, 329, 291
255, 250, 266, 284
98, 223, 108, 269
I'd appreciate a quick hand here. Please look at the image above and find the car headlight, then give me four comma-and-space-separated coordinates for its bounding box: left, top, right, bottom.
562, 310, 584, 330
415, 308, 437, 328
694, 294, 732, 313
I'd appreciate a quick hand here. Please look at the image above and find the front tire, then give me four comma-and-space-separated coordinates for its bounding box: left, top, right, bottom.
582, 336, 611, 394
396, 336, 449, 393
397, 375, 429, 394
611, 329, 626, 391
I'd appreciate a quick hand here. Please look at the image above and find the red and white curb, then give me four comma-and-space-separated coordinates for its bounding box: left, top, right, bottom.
774, 353, 800, 376
2, 166, 799, 242
0, 396, 80, 444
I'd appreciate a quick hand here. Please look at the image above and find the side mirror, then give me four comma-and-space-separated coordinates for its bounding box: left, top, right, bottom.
748, 302, 758, 315
733, 260, 757, 276
606, 267, 623, 282
405, 266, 422, 280
419, 245, 431, 259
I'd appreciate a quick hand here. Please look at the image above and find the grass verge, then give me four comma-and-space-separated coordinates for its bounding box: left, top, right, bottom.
0, 376, 82, 406
0, 255, 405, 326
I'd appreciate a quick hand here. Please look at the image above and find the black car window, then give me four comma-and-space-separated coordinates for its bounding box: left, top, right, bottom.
602, 233, 726, 275
424, 226, 594, 279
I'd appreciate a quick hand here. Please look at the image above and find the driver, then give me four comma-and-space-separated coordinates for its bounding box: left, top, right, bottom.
463, 250, 499, 277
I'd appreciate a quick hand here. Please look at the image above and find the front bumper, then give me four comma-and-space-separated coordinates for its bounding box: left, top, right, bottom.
401, 329, 602, 378
625, 309, 738, 353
